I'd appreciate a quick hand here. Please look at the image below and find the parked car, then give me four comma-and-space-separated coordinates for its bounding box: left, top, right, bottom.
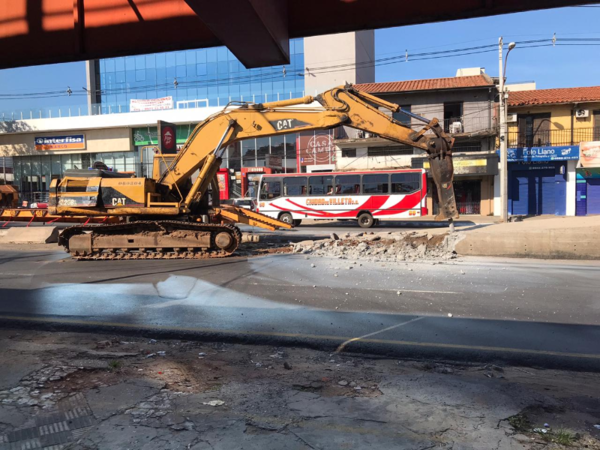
232, 198, 256, 211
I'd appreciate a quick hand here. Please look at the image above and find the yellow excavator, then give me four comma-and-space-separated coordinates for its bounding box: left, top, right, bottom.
48, 84, 458, 260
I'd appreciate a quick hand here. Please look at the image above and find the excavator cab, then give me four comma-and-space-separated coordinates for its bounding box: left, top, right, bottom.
152, 154, 177, 181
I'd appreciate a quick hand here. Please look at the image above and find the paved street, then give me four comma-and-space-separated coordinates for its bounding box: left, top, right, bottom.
1, 233, 599, 371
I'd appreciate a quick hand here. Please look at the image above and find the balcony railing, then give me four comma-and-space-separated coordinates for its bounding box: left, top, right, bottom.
508, 128, 600, 147
0, 90, 307, 122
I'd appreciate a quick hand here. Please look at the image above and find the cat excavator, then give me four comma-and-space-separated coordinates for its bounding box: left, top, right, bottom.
48, 84, 459, 260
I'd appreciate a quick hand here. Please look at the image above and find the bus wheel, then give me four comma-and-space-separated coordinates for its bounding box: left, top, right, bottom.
293, 219, 302, 227
279, 212, 293, 225
357, 212, 374, 228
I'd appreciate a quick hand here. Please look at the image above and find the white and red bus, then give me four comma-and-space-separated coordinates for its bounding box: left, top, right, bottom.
256, 169, 427, 228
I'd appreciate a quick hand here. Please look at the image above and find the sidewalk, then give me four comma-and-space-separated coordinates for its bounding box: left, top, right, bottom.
455, 215, 600, 259
0, 329, 599, 450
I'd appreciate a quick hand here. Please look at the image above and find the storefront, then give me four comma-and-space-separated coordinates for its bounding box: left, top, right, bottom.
412, 153, 498, 216
1, 129, 134, 203
506, 145, 578, 216
576, 142, 600, 215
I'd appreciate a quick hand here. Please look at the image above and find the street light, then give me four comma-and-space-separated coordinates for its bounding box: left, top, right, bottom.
499, 38, 516, 223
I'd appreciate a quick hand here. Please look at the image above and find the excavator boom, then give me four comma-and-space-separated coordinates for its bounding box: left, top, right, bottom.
46, 85, 458, 260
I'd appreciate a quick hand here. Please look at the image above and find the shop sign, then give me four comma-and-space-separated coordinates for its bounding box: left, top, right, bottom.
297, 131, 336, 167
505, 145, 578, 162
511, 161, 558, 171
579, 142, 600, 168
130, 96, 173, 112
577, 167, 600, 179
158, 121, 177, 154
35, 134, 85, 151
265, 155, 282, 169
417, 155, 498, 176
133, 125, 195, 146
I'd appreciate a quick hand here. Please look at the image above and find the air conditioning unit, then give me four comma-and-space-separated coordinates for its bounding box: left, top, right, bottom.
576, 109, 589, 118
507, 113, 518, 123
450, 121, 463, 134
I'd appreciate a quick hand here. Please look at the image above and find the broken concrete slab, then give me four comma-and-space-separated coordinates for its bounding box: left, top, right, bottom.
85, 379, 165, 420
0, 226, 59, 244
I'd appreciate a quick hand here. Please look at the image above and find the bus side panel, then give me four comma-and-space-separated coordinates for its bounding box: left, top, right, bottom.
421, 170, 428, 216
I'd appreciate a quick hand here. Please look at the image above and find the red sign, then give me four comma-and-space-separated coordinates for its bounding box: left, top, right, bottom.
216, 169, 229, 200
158, 121, 177, 154
297, 131, 336, 169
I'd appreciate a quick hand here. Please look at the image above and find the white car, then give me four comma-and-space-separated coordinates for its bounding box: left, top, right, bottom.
232, 198, 256, 211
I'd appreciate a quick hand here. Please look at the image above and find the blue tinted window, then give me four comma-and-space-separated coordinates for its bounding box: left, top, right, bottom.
176, 51, 186, 66
146, 55, 156, 69
176, 65, 186, 78
207, 48, 217, 63
135, 56, 145, 70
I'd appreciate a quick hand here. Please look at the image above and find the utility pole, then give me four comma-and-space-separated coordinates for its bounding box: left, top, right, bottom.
498, 37, 516, 223
498, 37, 508, 223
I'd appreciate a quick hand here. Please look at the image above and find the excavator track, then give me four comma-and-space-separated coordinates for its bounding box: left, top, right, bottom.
59, 220, 242, 260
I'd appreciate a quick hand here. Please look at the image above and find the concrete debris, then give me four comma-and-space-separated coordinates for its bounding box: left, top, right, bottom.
594, 424, 600, 430
283, 362, 292, 370
338, 380, 348, 386
448, 313, 453, 318
293, 231, 463, 262
202, 400, 225, 407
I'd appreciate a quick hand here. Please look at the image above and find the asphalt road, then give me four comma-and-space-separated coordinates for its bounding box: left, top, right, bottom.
0, 238, 599, 370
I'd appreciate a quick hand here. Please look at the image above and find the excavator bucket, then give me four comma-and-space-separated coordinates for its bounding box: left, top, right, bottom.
429, 156, 460, 221
215, 206, 293, 231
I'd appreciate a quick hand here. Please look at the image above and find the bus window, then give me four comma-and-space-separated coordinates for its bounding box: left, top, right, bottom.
391, 173, 420, 194
283, 177, 307, 196
309, 175, 334, 195
260, 179, 282, 200
362, 174, 389, 194
335, 175, 360, 195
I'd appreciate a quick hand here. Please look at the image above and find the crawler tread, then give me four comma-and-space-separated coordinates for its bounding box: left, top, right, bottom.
59, 220, 242, 260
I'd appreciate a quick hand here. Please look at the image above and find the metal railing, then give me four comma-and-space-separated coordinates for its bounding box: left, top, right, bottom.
507, 127, 600, 147
0, 90, 308, 123
444, 117, 464, 134
457, 201, 481, 215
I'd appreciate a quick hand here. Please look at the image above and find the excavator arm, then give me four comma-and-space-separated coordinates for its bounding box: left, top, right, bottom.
159, 85, 458, 221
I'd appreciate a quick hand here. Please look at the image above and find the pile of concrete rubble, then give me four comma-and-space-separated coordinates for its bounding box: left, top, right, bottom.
292, 230, 464, 262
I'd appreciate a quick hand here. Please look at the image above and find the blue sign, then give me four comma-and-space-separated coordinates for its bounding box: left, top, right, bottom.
504, 145, 579, 162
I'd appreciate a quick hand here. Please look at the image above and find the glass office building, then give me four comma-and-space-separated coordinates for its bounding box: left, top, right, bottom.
96, 39, 305, 114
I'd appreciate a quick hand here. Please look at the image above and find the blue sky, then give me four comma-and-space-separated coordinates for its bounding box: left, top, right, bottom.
0, 5, 599, 117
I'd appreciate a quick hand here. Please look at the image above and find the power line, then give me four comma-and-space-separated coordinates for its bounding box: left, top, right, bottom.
0, 36, 598, 101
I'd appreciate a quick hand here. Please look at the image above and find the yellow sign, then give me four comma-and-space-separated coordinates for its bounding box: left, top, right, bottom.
424, 159, 486, 169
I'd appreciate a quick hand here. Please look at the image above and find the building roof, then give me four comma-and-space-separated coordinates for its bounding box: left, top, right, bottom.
508, 86, 600, 107
355, 74, 495, 94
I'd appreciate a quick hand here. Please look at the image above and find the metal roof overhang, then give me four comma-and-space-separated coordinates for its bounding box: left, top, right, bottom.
0, 0, 594, 70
